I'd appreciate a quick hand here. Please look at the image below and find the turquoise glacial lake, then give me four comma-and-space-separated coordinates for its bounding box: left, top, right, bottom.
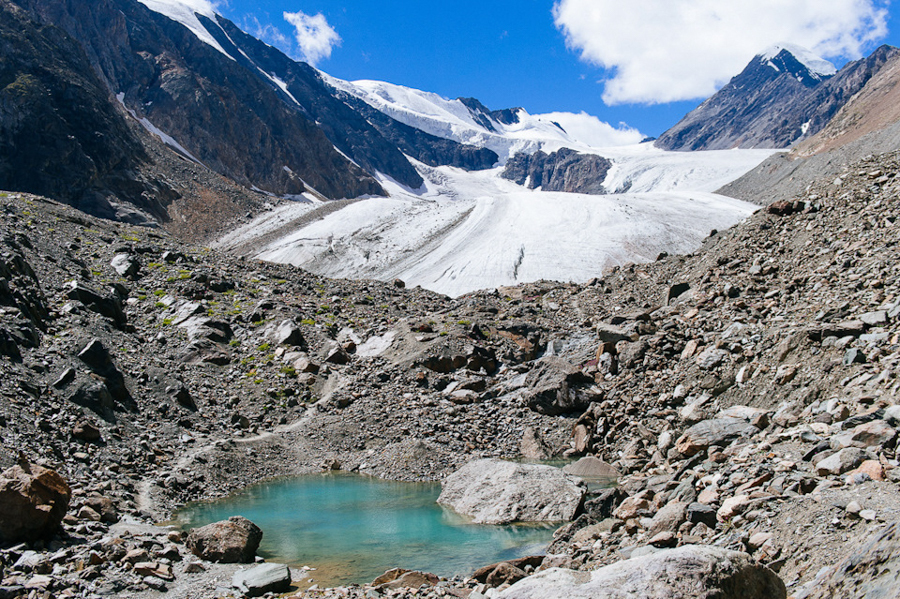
175, 473, 556, 587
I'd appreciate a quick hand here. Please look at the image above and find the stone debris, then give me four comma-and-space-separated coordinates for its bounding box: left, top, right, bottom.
5, 151, 900, 597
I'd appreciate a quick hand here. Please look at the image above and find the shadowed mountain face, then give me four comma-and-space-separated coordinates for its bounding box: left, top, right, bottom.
656, 45, 900, 152
0, 0, 177, 223
14, 0, 388, 200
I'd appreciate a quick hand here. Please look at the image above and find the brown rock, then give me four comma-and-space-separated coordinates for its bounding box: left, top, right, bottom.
614, 497, 652, 520
0, 462, 71, 543
72, 421, 101, 442
717, 495, 751, 522
852, 460, 885, 481
373, 568, 439, 590
186, 516, 262, 563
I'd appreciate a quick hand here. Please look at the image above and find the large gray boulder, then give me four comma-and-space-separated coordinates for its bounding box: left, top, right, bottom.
186, 516, 263, 563
498, 545, 785, 599
233, 562, 292, 597
438, 459, 585, 524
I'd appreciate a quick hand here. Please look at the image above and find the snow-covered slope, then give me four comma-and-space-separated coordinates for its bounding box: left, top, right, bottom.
216, 147, 774, 297
761, 43, 836, 79
324, 75, 644, 162
136, 0, 230, 56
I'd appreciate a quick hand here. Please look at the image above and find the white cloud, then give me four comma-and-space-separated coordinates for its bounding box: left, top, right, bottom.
283, 10, 341, 66
539, 112, 646, 147
553, 0, 889, 105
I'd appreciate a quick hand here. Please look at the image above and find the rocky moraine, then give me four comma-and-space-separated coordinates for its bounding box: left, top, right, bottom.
4, 151, 900, 598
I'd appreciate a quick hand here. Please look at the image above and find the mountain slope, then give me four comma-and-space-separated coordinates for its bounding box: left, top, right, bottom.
656, 45, 834, 151
658, 45, 900, 153
0, 0, 179, 222
15, 0, 390, 199
719, 48, 900, 206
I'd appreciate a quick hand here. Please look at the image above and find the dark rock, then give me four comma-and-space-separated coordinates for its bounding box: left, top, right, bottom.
502, 148, 612, 195
522, 356, 598, 415
66, 282, 125, 327
687, 503, 718, 529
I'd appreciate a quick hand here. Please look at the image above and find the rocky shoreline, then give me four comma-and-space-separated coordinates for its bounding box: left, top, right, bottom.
3, 150, 900, 597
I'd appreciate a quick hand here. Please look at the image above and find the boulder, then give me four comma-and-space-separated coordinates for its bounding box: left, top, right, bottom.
232, 562, 292, 597
0, 462, 71, 543
373, 568, 439, 590
266, 320, 304, 347
675, 418, 758, 457
65, 281, 125, 326
110, 254, 140, 279
522, 357, 598, 416
815, 448, 866, 476
438, 459, 585, 524
647, 502, 687, 537
563, 457, 620, 482
498, 545, 785, 599
830, 420, 896, 450
186, 516, 263, 563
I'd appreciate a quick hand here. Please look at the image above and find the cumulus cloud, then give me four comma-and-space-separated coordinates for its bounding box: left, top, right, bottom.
553, 0, 889, 105
283, 10, 341, 66
539, 112, 645, 147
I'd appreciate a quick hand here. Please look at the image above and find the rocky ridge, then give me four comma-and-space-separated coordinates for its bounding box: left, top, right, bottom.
657, 45, 900, 152
2, 149, 900, 597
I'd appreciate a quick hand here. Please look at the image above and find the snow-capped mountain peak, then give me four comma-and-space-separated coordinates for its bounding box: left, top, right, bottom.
322, 73, 644, 161
760, 43, 837, 81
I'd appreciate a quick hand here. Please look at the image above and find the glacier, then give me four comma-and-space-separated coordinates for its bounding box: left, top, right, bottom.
216, 146, 775, 297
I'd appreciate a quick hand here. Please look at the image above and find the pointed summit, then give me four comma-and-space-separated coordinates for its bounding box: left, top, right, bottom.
656, 42, 855, 151
758, 43, 836, 85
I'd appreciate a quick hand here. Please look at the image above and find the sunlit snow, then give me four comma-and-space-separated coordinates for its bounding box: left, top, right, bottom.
761, 43, 836, 77
136, 0, 231, 57
216, 146, 775, 297
322, 75, 644, 162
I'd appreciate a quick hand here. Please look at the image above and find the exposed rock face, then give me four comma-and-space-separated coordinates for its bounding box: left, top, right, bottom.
657, 45, 900, 151
186, 516, 263, 563
0, 462, 71, 543
332, 90, 499, 172
801, 521, 900, 599
0, 0, 177, 223
15, 0, 387, 199
498, 546, 785, 599
437, 459, 585, 524
502, 148, 611, 195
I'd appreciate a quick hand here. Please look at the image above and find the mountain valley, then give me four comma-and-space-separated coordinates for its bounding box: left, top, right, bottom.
4, 1, 900, 598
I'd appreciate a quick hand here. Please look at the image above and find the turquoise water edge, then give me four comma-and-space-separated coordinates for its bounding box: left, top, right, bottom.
175, 473, 557, 587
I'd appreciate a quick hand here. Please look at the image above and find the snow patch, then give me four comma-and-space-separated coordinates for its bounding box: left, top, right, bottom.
137, 0, 232, 58
116, 92, 205, 165
760, 43, 836, 77
321, 73, 643, 161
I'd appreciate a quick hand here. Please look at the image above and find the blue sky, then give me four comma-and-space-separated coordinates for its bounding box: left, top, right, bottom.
216, 0, 900, 139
